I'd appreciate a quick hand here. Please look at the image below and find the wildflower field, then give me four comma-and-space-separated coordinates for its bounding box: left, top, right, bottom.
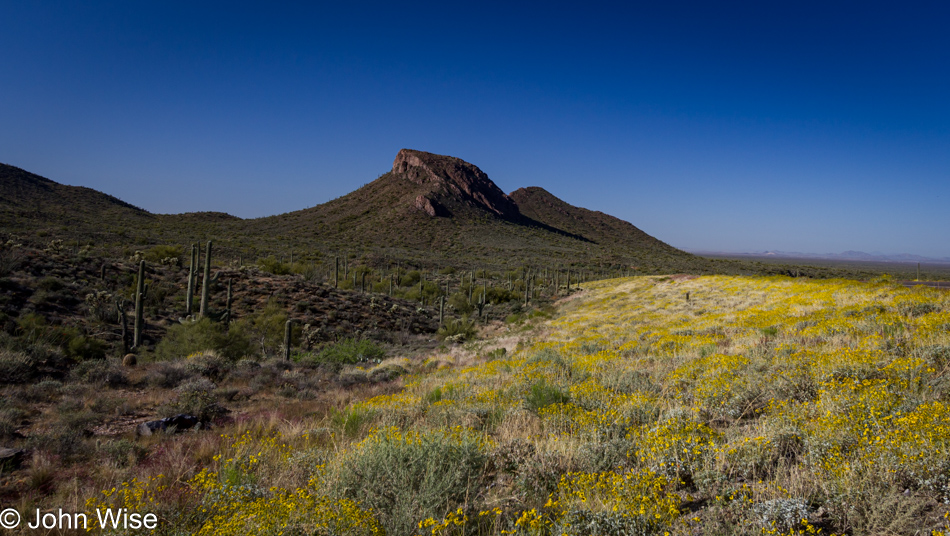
86, 275, 950, 535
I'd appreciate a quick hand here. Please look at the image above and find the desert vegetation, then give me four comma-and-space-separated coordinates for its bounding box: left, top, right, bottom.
6, 272, 946, 534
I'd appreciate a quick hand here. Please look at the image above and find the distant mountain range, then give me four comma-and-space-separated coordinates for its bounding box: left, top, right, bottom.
691, 249, 950, 264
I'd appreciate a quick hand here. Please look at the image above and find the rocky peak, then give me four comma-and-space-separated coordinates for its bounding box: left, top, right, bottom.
392, 149, 521, 219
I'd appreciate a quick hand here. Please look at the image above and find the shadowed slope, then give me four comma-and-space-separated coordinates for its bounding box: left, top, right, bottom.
510, 186, 685, 257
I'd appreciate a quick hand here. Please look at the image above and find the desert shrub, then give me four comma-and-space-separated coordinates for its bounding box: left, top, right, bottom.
28, 402, 99, 459
900, 301, 940, 318
368, 360, 409, 382
184, 350, 232, 381
554, 509, 658, 536
525, 379, 570, 412
143, 244, 183, 265
304, 338, 385, 367
70, 359, 127, 387
447, 292, 474, 315
0, 407, 26, 440
330, 406, 376, 438
0, 349, 36, 384
146, 361, 193, 388
66, 335, 107, 361
629, 414, 719, 481
333, 427, 488, 535
28, 425, 90, 460
577, 438, 635, 473
922, 344, 950, 369
156, 319, 221, 360
156, 318, 252, 361
601, 369, 660, 395
244, 300, 292, 357
751, 498, 811, 532
36, 276, 65, 292
100, 438, 148, 468
490, 439, 537, 475
258, 255, 291, 275
162, 378, 224, 422
437, 317, 477, 343
399, 270, 421, 286
338, 367, 370, 386
0, 247, 25, 276
515, 449, 575, 499
15, 312, 48, 343
485, 285, 517, 304
19, 379, 63, 402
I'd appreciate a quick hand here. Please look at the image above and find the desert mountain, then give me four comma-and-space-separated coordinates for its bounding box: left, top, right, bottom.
510, 186, 682, 255
0, 163, 151, 230
1, 150, 716, 273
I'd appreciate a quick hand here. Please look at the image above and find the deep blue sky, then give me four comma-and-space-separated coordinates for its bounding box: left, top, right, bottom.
2, 2, 949, 257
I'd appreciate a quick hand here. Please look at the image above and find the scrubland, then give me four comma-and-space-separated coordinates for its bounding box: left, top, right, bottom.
11, 274, 950, 535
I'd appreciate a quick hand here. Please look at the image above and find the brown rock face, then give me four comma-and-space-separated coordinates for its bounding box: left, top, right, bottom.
414, 195, 438, 217
392, 149, 521, 220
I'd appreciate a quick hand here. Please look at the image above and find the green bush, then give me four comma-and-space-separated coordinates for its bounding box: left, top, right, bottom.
447, 292, 474, 315
16, 313, 47, 343
330, 406, 375, 438
400, 270, 421, 286
525, 379, 570, 412
333, 428, 488, 535
304, 338, 385, 367
245, 300, 291, 357
258, 255, 292, 275
37, 277, 65, 292
144, 245, 184, 265
156, 318, 252, 361
66, 335, 107, 361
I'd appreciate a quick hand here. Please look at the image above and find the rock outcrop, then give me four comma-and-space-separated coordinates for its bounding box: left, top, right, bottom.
392, 149, 521, 220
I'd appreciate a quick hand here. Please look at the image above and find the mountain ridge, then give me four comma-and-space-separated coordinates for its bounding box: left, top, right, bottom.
0, 150, 712, 273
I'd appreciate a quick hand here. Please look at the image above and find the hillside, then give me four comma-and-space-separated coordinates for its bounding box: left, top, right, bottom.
0, 151, 886, 278
510, 185, 684, 258
0, 163, 152, 233
241, 149, 708, 272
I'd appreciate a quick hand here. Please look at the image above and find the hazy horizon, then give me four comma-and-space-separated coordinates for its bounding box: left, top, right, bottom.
2, 2, 948, 257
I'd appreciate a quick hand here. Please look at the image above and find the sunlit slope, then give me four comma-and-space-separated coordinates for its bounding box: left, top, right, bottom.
354, 275, 950, 533
87, 276, 950, 535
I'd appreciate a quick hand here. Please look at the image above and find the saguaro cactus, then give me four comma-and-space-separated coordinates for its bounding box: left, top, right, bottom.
133, 260, 147, 348
335, 256, 339, 288
115, 298, 129, 354
524, 270, 531, 307
225, 278, 233, 322
186, 243, 198, 314
200, 241, 212, 317
284, 319, 295, 361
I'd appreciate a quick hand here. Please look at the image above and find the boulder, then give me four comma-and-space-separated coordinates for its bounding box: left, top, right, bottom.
0, 447, 25, 471
136, 414, 201, 436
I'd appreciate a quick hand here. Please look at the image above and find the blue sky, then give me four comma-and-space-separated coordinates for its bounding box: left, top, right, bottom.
2, 2, 948, 257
